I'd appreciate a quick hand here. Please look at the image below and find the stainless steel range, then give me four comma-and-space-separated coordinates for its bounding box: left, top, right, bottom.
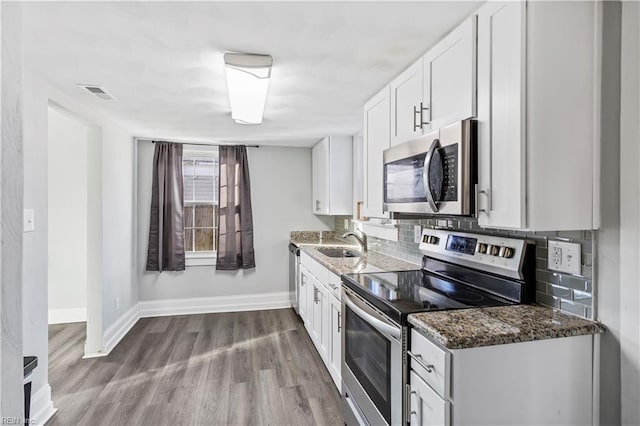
340, 229, 535, 426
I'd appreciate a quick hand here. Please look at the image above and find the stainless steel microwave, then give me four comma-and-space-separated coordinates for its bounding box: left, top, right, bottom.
383, 119, 476, 216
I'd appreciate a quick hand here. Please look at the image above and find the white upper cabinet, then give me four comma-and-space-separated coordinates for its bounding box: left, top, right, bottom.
312, 136, 353, 216
362, 86, 391, 219
390, 59, 424, 147
422, 16, 477, 132
477, 1, 600, 230
477, 1, 526, 229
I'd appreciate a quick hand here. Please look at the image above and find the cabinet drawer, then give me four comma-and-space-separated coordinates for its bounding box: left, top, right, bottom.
300, 251, 329, 286
409, 329, 450, 398
410, 370, 450, 426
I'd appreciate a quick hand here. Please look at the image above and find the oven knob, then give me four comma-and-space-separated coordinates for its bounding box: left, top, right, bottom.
500, 247, 515, 258
476, 243, 487, 254
428, 236, 440, 245
488, 245, 500, 256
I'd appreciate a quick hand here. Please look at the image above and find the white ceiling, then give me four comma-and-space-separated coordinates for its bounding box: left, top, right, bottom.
23, 1, 483, 147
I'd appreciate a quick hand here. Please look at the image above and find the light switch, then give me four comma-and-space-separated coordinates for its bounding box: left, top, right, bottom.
548, 240, 581, 275
414, 225, 422, 243
23, 209, 35, 233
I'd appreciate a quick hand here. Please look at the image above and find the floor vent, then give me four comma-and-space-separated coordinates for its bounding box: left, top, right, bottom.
77, 84, 118, 101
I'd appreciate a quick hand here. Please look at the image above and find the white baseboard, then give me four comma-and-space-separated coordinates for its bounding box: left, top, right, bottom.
30, 384, 57, 426
83, 292, 289, 358
48, 308, 86, 324
101, 304, 140, 355
138, 291, 291, 318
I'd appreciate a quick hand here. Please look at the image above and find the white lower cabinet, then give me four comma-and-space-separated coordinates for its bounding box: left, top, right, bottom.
409, 328, 596, 425
300, 252, 342, 391
409, 370, 449, 426
298, 266, 309, 324
327, 293, 342, 388
311, 276, 329, 362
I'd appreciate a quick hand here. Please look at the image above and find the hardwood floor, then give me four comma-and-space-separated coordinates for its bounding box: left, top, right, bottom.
48, 309, 344, 425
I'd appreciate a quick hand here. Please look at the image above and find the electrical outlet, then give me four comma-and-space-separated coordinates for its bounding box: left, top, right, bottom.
550, 246, 562, 269
548, 240, 582, 275
115, 297, 121, 311
414, 225, 422, 243
344, 219, 349, 230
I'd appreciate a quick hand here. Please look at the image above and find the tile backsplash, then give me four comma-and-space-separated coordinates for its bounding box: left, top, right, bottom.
335, 215, 594, 319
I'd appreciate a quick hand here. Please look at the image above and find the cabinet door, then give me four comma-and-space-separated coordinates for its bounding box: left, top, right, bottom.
362, 86, 391, 218
390, 59, 423, 146
311, 281, 328, 362
409, 370, 450, 426
476, 2, 526, 229
328, 294, 342, 389
312, 137, 330, 215
298, 266, 309, 323
305, 272, 316, 337
423, 16, 477, 132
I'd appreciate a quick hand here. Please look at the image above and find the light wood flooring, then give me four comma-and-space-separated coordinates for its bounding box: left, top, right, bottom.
48, 309, 344, 425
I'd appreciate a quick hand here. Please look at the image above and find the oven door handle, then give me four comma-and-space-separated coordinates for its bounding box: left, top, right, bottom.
344, 292, 401, 340
423, 138, 440, 213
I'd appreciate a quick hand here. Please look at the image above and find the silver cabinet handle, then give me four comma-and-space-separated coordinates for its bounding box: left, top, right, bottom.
314, 287, 319, 303
315, 200, 321, 211
407, 350, 435, 373
337, 312, 342, 332
413, 102, 431, 132
478, 188, 491, 213
413, 105, 420, 132
423, 138, 441, 213
420, 102, 430, 127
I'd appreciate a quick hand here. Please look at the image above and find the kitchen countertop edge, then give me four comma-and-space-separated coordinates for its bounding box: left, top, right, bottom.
408, 305, 606, 350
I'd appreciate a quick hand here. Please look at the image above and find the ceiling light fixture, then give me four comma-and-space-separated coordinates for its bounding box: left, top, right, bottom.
223, 52, 273, 125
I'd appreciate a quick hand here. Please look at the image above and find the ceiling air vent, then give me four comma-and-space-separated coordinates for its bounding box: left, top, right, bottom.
77, 84, 118, 101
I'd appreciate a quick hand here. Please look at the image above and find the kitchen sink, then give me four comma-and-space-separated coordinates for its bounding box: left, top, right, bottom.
316, 247, 362, 258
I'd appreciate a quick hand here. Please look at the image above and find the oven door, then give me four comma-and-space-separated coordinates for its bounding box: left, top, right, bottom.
342, 288, 402, 426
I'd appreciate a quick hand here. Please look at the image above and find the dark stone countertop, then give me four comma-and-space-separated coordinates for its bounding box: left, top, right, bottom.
408, 304, 605, 350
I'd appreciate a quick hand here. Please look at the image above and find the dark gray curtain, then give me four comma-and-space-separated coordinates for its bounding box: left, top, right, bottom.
146, 142, 186, 272
216, 145, 255, 270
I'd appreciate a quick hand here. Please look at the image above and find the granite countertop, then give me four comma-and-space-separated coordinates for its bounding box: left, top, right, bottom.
290, 231, 354, 247
408, 304, 605, 350
300, 244, 419, 276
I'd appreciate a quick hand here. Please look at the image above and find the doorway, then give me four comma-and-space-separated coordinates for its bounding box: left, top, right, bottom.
46, 104, 103, 357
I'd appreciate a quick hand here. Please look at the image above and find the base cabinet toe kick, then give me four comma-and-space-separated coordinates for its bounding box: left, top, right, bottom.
407, 329, 597, 426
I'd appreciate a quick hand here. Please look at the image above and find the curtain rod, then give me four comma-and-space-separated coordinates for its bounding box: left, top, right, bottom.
150, 139, 260, 148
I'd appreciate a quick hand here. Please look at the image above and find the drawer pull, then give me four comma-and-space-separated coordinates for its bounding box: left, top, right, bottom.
408, 350, 435, 373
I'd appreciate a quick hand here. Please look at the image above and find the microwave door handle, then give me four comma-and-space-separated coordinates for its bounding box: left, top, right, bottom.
344, 293, 401, 340
423, 138, 440, 213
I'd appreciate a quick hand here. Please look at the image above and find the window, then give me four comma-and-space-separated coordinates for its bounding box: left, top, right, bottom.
182, 148, 218, 266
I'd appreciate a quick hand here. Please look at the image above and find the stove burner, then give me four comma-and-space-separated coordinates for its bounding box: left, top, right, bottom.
446, 290, 484, 303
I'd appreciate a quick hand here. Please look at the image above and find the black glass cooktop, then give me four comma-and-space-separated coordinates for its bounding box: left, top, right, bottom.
342, 265, 519, 324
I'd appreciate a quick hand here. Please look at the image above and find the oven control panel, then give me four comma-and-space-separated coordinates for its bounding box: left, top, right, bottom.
419, 229, 530, 279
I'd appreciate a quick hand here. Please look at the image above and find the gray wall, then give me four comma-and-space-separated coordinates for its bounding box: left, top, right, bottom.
1, 1, 24, 418
137, 142, 334, 301
596, 1, 622, 424
619, 1, 640, 423
47, 107, 88, 316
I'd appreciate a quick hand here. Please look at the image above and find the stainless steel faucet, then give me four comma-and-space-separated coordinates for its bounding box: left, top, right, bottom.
342, 231, 368, 253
